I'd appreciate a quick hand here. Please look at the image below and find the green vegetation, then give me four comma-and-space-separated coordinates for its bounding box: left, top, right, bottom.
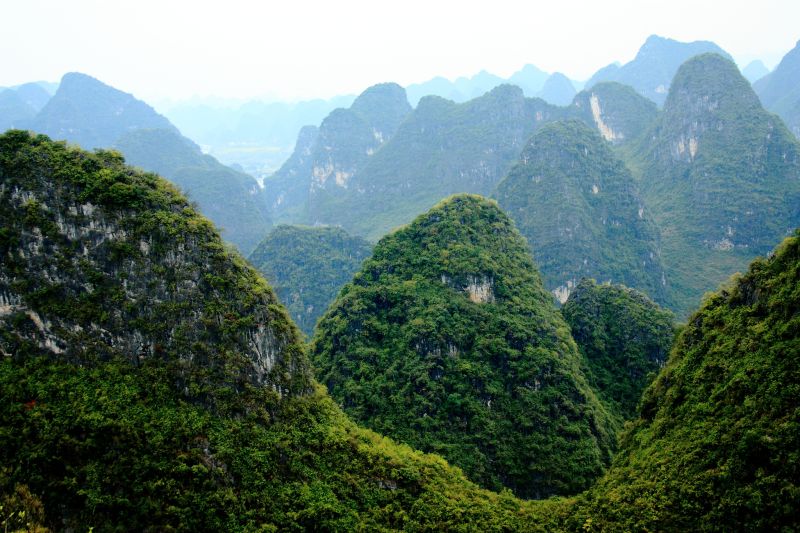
571, 230, 800, 531
0, 130, 307, 407
116, 128, 272, 254
32, 72, 178, 150
1, 357, 576, 532
3, 130, 799, 531
561, 279, 676, 421
312, 194, 616, 499
248, 225, 372, 336
273, 84, 566, 241
630, 53, 800, 316
264, 83, 412, 225
494, 120, 668, 305
0, 131, 573, 531
26, 72, 270, 253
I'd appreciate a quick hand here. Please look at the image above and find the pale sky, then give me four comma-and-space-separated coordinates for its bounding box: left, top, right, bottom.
2, 0, 798, 103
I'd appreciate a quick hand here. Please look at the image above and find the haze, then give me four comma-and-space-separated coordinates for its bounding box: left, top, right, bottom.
2, 0, 798, 103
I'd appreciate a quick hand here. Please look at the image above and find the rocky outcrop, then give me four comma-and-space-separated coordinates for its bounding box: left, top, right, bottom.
0, 131, 312, 401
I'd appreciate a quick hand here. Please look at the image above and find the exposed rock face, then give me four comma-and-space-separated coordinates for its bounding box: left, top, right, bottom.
494, 120, 668, 306
263, 125, 319, 222
570, 82, 659, 144
264, 83, 412, 223
0, 131, 312, 400
634, 53, 800, 315
306, 84, 565, 240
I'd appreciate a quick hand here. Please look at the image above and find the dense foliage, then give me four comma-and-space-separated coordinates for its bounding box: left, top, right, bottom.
494, 120, 668, 305
586, 35, 732, 106
561, 279, 676, 421
1, 132, 577, 531
1, 357, 579, 532
630, 53, 800, 316
312, 194, 616, 499
248, 225, 372, 336
571, 230, 800, 531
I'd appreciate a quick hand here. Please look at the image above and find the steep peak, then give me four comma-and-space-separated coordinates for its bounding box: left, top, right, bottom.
349, 82, 412, 140
741, 60, 770, 83
351, 82, 410, 115
477, 83, 525, 103
33, 72, 177, 149
415, 94, 457, 113
538, 72, 577, 105
664, 53, 760, 115
312, 191, 616, 498
635, 34, 728, 60
54, 72, 145, 104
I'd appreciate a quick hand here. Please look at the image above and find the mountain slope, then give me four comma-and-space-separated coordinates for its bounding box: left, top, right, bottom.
26, 73, 270, 253
0, 130, 308, 404
307, 85, 564, 240
587, 35, 733, 105
494, 120, 668, 305
741, 60, 769, 83
264, 83, 412, 224
31, 72, 179, 150
114, 128, 271, 253
248, 225, 372, 336
570, 81, 659, 144
262, 125, 319, 222
0, 130, 572, 531
0, 89, 37, 132
573, 230, 800, 531
312, 194, 617, 499
561, 279, 676, 421
754, 39, 800, 137
633, 53, 800, 315
537, 72, 576, 106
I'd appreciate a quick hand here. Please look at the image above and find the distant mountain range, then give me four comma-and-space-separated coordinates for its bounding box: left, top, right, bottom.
10, 72, 272, 253
586, 34, 733, 106
406, 67, 579, 106
754, 39, 800, 138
